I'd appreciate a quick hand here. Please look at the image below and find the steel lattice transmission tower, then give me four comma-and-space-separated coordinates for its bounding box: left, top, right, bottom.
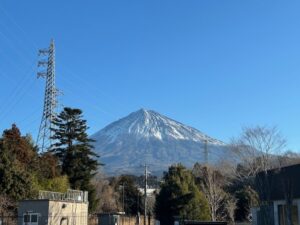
36, 39, 57, 152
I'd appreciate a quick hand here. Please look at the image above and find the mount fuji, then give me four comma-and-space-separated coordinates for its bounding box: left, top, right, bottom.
91, 109, 232, 175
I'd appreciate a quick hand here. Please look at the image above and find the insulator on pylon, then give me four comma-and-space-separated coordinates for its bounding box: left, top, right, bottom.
38, 49, 49, 56
37, 72, 47, 78
38, 60, 48, 67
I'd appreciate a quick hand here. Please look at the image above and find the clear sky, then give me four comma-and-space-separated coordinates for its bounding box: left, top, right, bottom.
0, 0, 300, 150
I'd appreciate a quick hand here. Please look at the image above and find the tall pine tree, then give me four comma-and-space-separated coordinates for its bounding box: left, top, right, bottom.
50, 107, 101, 212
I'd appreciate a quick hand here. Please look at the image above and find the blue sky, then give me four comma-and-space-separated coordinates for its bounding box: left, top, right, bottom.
0, 0, 300, 150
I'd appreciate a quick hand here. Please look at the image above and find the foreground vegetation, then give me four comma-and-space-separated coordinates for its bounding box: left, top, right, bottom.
0, 107, 299, 225
0, 107, 100, 213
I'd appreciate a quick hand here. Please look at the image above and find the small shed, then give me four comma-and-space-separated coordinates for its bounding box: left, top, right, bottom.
18, 190, 88, 225
97, 212, 125, 225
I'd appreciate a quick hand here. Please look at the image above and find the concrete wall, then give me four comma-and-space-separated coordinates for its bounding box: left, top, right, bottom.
18, 200, 88, 225
48, 201, 88, 225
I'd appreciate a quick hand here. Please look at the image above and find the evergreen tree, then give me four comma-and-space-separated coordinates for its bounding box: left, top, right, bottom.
0, 125, 36, 201
233, 186, 258, 221
50, 107, 101, 212
37, 152, 61, 179
2, 124, 37, 169
155, 164, 211, 225
0, 124, 70, 209
116, 175, 143, 215
33, 152, 70, 193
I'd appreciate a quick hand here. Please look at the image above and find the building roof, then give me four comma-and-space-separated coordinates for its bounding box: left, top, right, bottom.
256, 163, 300, 201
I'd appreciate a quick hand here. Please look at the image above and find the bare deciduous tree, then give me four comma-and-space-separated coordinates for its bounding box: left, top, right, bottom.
278, 151, 300, 167
231, 125, 286, 180
93, 173, 120, 213
225, 195, 237, 223
193, 163, 229, 221
231, 126, 287, 225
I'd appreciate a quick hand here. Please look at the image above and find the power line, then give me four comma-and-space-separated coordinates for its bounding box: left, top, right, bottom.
0, 65, 37, 121
0, 10, 40, 123
0, 7, 128, 128
58, 67, 126, 115
0, 5, 39, 49
0, 29, 34, 66
57, 75, 118, 120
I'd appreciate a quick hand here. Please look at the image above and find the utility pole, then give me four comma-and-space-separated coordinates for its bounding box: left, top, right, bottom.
121, 183, 125, 225
122, 183, 125, 213
36, 39, 58, 152
144, 164, 148, 225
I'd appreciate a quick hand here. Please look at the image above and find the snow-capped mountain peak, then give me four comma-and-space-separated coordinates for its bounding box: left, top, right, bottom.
91, 109, 231, 175
93, 108, 224, 145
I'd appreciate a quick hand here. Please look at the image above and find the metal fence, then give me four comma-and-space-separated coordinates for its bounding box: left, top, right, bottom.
0, 215, 155, 225
0, 213, 250, 225
89, 215, 155, 225
38, 189, 88, 203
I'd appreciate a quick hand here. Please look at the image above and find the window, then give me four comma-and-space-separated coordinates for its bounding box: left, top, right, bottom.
31, 215, 37, 223
23, 213, 38, 225
23, 215, 30, 223
278, 205, 299, 225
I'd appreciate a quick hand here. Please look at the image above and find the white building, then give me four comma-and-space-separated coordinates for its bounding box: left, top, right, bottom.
18, 190, 88, 225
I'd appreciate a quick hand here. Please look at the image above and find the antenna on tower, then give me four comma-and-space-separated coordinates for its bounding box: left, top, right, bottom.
36, 39, 57, 152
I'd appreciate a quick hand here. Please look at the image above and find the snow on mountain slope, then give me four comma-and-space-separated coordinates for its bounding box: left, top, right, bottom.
91, 109, 232, 175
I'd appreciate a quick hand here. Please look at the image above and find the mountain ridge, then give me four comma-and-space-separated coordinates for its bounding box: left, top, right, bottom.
91, 109, 231, 175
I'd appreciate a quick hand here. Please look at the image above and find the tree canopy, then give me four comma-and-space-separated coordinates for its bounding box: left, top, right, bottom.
50, 107, 101, 212
0, 124, 69, 207
115, 175, 143, 215
155, 164, 211, 225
